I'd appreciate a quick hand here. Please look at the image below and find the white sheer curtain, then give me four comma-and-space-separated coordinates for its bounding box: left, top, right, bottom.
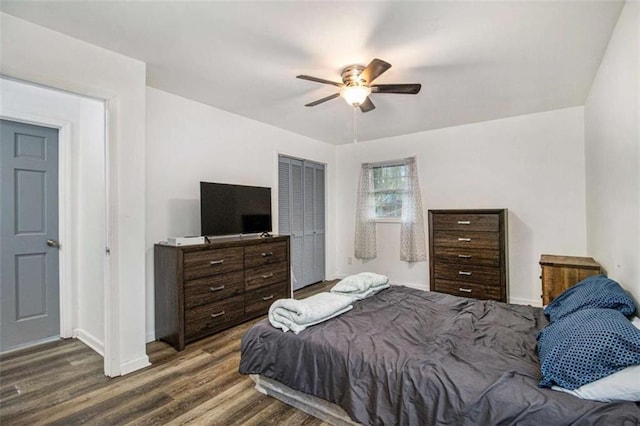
354, 163, 377, 259
400, 157, 427, 262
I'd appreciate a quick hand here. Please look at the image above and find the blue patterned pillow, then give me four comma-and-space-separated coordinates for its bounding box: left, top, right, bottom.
537, 308, 640, 389
544, 275, 636, 322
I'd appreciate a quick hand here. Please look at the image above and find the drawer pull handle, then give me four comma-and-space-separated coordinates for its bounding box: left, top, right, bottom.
457, 221, 471, 225
261, 252, 274, 257
459, 271, 472, 276
459, 288, 473, 293
209, 260, 224, 265
262, 295, 274, 301
458, 254, 472, 258
458, 238, 471, 242
209, 285, 225, 292
210, 311, 225, 318
262, 273, 274, 279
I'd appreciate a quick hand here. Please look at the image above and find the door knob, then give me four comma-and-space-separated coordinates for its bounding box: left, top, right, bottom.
46, 239, 60, 248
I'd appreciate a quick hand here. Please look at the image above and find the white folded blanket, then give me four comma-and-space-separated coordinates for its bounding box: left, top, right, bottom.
268, 292, 353, 334
331, 272, 390, 300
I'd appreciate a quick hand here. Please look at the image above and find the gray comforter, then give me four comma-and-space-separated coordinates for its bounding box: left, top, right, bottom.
239, 286, 640, 425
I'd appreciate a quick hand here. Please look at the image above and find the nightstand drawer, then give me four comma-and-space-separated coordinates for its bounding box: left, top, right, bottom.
433, 231, 499, 250
434, 263, 501, 285
434, 280, 502, 301
185, 295, 244, 341
184, 270, 244, 309
245, 241, 287, 269
183, 247, 244, 280
245, 282, 288, 316
245, 262, 288, 291
433, 247, 500, 268
432, 214, 499, 232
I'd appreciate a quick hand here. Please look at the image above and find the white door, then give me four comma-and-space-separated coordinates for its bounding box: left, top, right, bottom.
0, 119, 60, 352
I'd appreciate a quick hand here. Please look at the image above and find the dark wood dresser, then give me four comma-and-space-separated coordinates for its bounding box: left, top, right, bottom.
539, 254, 601, 305
154, 235, 290, 351
428, 209, 508, 302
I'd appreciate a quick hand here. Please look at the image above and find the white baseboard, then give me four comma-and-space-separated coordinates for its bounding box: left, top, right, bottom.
326, 273, 345, 281
120, 355, 151, 376
508, 296, 543, 307
73, 328, 104, 356
146, 329, 156, 344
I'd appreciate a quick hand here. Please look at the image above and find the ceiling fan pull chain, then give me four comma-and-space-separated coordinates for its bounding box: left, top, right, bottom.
353, 106, 358, 143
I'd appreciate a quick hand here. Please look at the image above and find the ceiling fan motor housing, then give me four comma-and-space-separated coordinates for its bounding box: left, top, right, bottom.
341, 65, 367, 86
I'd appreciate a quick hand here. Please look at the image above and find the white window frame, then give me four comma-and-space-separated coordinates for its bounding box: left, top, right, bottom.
371, 161, 408, 223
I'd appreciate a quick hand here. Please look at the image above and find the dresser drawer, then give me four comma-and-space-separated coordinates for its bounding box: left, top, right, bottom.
433, 231, 499, 250
433, 280, 502, 301
244, 241, 288, 269
183, 247, 244, 280
433, 247, 500, 268
184, 270, 244, 309
185, 295, 244, 341
434, 263, 501, 285
245, 282, 288, 316
431, 213, 499, 232
245, 262, 288, 291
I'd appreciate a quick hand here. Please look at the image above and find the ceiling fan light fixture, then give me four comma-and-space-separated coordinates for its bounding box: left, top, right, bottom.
341, 85, 371, 107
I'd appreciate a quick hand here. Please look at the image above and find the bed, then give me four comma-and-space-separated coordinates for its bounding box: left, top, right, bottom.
239, 285, 640, 425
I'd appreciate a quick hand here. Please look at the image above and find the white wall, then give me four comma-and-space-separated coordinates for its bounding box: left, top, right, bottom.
145, 87, 337, 340
336, 107, 588, 305
1, 13, 148, 375
585, 1, 639, 304
0, 78, 106, 354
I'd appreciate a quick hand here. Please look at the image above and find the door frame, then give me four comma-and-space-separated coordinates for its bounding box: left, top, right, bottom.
0, 80, 119, 376
0, 110, 73, 340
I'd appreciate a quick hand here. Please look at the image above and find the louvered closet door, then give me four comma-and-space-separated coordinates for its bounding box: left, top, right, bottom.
313, 165, 325, 284
278, 161, 290, 235
302, 164, 315, 286
278, 156, 325, 290
290, 160, 304, 289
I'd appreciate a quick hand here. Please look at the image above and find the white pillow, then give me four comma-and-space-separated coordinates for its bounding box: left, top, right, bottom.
552, 316, 640, 402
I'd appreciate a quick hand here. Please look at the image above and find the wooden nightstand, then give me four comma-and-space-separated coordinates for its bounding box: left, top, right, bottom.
539, 254, 601, 305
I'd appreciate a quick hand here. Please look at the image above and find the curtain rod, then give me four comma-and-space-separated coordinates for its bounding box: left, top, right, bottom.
363, 155, 417, 168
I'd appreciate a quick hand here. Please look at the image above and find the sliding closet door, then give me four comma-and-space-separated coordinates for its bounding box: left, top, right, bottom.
279, 156, 325, 290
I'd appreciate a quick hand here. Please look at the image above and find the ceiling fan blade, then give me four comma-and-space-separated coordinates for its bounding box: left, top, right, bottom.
305, 93, 340, 107
359, 58, 391, 84
296, 75, 343, 87
359, 97, 376, 113
371, 83, 422, 94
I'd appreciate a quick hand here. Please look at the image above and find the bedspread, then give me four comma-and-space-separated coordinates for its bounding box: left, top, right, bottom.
239, 286, 640, 425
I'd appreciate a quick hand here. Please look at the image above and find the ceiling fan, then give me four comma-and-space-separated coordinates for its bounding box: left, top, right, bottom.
296, 58, 421, 113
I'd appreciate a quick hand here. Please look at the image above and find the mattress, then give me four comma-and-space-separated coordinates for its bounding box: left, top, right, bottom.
239, 286, 640, 425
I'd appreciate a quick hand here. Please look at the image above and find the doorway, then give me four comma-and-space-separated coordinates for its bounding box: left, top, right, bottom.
0, 78, 107, 361
278, 155, 326, 290
0, 120, 60, 351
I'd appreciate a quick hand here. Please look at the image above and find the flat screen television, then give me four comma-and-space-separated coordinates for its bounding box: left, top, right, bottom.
200, 182, 272, 237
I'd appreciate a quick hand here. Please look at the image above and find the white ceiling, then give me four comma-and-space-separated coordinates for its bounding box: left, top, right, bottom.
0, 1, 624, 145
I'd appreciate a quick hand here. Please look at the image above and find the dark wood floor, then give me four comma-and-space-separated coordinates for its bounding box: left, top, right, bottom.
0, 280, 336, 425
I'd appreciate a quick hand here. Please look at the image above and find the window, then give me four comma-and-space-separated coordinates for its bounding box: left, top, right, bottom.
372, 163, 407, 218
